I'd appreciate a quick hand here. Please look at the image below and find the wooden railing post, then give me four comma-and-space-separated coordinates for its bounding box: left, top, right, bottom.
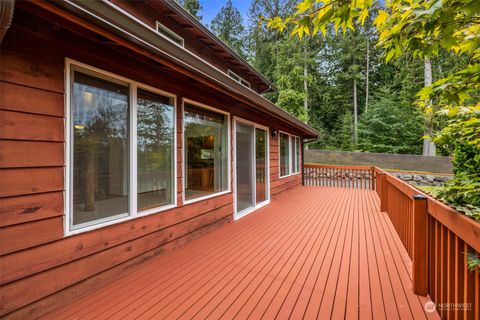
379, 172, 387, 212
412, 194, 428, 296
371, 167, 375, 190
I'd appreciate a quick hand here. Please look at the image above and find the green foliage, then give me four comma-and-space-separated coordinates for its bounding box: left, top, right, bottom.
180, 0, 202, 20
466, 250, 480, 272
210, 0, 248, 58
277, 88, 308, 122
338, 112, 354, 151
357, 90, 425, 154
436, 143, 480, 221
264, 0, 480, 220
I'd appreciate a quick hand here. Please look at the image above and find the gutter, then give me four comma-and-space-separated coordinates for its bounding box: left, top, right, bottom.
39, 0, 318, 137
0, 0, 14, 44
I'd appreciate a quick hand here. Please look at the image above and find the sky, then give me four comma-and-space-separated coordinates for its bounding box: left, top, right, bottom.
200, 0, 252, 25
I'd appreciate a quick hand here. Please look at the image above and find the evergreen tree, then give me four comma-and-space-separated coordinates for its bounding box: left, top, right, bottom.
180, 0, 202, 21
248, 0, 297, 89
358, 88, 425, 154
209, 0, 247, 58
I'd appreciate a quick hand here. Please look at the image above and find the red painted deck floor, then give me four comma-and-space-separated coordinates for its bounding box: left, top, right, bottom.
43, 187, 440, 319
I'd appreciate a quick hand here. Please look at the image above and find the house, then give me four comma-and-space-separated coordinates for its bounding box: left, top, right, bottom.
0, 0, 319, 318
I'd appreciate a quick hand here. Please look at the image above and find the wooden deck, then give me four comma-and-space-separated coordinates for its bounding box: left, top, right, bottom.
42, 187, 440, 319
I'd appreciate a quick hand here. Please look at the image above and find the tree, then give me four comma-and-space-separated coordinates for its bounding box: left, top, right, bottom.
248, 0, 297, 89
358, 88, 425, 154
210, 0, 247, 58
180, 0, 202, 21
265, 0, 480, 215
423, 58, 437, 156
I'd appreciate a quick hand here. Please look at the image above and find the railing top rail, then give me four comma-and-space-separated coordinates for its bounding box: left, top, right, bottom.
378, 165, 480, 253
304, 163, 479, 251
305, 164, 375, 171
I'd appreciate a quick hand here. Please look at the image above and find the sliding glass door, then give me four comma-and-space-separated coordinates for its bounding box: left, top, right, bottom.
236, 123, 254, 212
235, 120, 269, 217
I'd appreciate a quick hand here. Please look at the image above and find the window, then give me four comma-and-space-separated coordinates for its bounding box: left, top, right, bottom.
137, 89, 175, 211
293, 136, 301, 173
279, 132, 301, 177
279, 133, 290, 177
68, 61, 176, 234
184, 102, 229, 201
71, 71, 129, 227
156, 21, 184, 47
228, 70, 251, 89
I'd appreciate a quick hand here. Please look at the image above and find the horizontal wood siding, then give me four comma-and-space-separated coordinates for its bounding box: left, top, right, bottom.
0, 6, 306, 319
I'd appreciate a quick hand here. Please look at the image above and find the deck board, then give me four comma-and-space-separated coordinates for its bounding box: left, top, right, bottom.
42, 187, 440, 320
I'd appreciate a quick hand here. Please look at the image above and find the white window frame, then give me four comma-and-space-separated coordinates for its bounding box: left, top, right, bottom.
155, 21, 185, 47
278, 131, 301, 178
65, 58, 177, 236
227, 70, 251, 89
233, 117, 270, 220
182, 98, 231, 205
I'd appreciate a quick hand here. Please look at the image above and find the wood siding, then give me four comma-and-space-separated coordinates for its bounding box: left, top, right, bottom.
0, 6, 306, 319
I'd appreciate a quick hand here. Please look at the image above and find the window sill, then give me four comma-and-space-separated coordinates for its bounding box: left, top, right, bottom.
65, 203, 177, 237
183, 190, 231, 205
279, 171, 301, 179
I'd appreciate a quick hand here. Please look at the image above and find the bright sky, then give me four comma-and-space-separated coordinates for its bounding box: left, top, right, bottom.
200, 0, 252, 25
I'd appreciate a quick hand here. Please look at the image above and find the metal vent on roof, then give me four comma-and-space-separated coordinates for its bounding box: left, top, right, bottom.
156, 21, 184, 47
228, 70, 251, 89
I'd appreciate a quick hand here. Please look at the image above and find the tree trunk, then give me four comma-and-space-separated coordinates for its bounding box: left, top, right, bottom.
84, 137, 97, 212
303, 44, 309, 149
353, 78, 358, 145
303, 45, 308, 118
422, 58, 436, 156
365, 36, 369, 113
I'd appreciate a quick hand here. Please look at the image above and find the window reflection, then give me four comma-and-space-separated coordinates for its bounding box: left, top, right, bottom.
72, 71, 129, 227
280, 133, 290, 177
256, 128, 267, 204
295, 137, 301, 172
137, 89, 175, 211
184, 104, 228, 200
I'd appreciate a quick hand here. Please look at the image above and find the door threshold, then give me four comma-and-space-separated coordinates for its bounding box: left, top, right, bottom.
234, 200, 270, 221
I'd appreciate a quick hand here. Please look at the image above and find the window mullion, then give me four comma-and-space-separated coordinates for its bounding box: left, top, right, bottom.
130, 83, 138, 217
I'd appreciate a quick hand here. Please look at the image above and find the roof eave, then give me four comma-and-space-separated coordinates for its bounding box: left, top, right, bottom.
161, 0, 277, 93
46, 0, 318, 138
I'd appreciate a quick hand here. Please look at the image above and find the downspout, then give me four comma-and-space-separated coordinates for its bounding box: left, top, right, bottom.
301, 138, 317, 186
0, 0, 14, 44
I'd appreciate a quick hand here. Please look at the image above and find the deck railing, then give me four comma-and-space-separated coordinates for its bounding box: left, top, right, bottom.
375, 168, 479, 319
303, 164, 479, 318
303, 164, 375, 189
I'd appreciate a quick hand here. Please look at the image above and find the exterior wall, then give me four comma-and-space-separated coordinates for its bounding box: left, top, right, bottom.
0, 7, 304, 319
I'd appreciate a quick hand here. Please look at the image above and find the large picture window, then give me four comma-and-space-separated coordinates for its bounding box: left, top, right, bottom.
68, 61, 176, 234
184, 102, 229, 201
71, 71, 129, 227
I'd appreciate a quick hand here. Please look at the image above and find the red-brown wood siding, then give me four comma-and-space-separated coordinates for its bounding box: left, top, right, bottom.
0, 6, 307, 319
